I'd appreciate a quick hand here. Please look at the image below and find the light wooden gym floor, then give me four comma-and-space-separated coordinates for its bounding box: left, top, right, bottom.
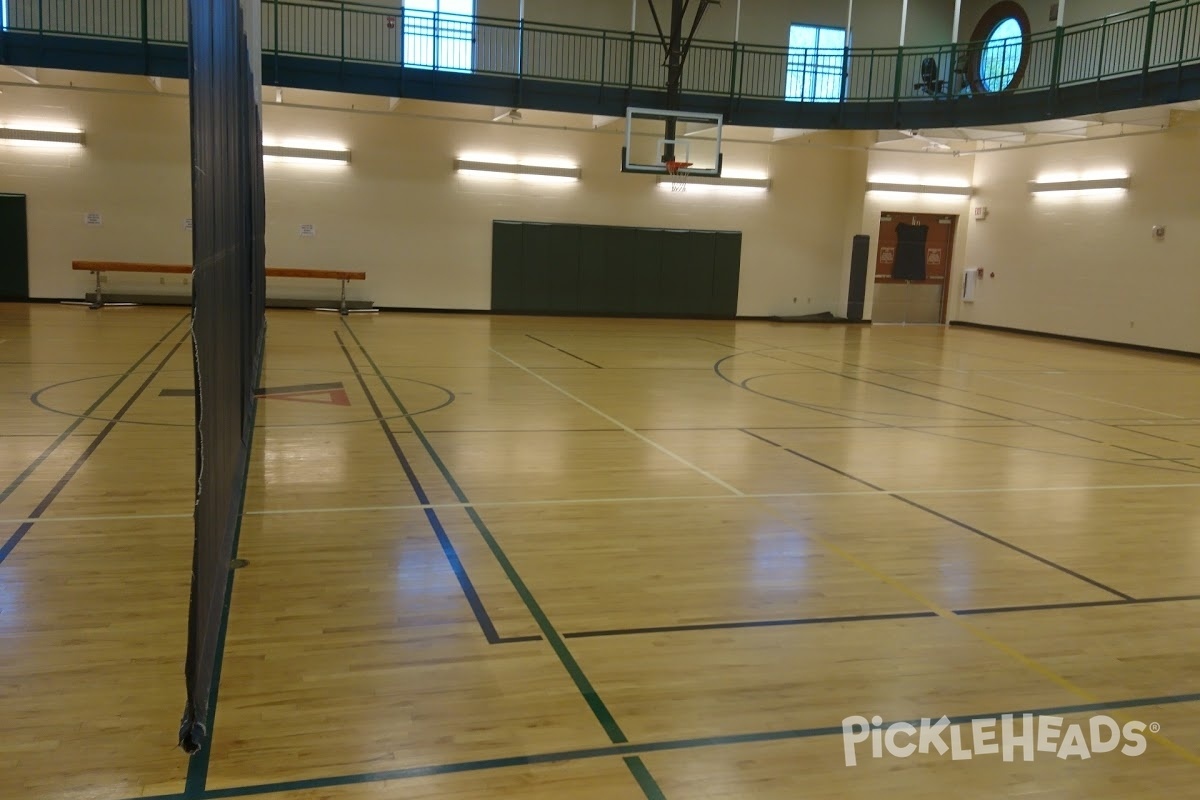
2, 302, 1199, 799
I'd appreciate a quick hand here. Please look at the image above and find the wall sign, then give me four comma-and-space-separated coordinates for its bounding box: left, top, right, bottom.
84, 212, 103, 226
300, 223, 316, 237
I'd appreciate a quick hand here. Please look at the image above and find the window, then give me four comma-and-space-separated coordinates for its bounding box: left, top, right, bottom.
786, 24, 847, 102
969, 2, 1030, 93
980, 17, 1023, 91
403, 0, 474, 72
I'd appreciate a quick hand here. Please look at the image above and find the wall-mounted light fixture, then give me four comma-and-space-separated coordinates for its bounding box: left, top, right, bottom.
654, 174, 771, 191
0, 126, 86, 147
866, 181, 973, 196
454, 157, 580, 181
263, 143, 351, 163
1028, 176, 1130, 193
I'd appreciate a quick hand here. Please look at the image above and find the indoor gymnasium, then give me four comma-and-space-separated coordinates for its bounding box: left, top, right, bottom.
2, 0, 1199, 797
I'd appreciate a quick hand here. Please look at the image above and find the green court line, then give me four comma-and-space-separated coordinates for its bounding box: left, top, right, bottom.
623, 756, 668, 799
120, 689, 1200, 800
340, 322, 638, 748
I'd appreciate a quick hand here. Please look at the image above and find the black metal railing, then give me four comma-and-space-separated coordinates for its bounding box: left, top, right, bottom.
3, 0, 1199, 105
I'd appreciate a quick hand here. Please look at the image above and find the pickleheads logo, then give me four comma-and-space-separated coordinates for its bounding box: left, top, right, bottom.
842, 714, 1156, 766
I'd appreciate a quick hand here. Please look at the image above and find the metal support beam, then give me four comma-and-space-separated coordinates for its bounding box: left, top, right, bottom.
899, 0, 909, 45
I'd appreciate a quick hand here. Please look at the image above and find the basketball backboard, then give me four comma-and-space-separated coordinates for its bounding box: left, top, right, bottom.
622, 107, 724, 177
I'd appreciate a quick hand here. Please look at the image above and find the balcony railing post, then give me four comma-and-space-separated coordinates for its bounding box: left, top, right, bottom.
727, 42, 738, 104
892, 45, 904, 105
340, 1, 346, 77
1096, 17, 1108, 94
397, 6, 404, 95
140, 0, 149, 60
1049, 24, 1064, 110
841, 45, 851, 103
600, 30, 607, 91
626, 31, 635, 95
1176, 0, 1192, 90
946, 42, 957, 99
1141, 0, 1158, 93
273, 0, 281, 85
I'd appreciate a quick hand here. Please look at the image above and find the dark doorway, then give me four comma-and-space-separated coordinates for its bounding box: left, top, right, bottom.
0, 194, 29, 300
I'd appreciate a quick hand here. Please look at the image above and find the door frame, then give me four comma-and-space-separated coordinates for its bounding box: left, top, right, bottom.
874, 210, 958, 324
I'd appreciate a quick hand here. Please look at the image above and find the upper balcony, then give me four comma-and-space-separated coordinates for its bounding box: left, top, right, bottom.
2, 0, 1199, 130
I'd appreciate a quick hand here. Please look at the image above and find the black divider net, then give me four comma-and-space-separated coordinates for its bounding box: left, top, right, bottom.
180, 0, 266, 755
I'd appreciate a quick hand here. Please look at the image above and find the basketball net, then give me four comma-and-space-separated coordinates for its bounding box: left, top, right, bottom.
665, 160, 693, 193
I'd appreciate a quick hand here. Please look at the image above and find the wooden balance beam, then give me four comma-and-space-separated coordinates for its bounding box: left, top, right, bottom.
71, 261, 369, 315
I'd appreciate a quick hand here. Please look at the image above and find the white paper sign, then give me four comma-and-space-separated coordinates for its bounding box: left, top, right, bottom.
184, 218, 193, 230
84, 212, 103, 226
299, 223, 316, 238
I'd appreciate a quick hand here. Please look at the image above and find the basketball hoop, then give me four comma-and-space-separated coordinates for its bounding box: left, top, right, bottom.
665, 160, 693, 193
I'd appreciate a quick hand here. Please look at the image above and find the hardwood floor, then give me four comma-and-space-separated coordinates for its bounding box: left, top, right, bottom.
2, 302, 1198, 799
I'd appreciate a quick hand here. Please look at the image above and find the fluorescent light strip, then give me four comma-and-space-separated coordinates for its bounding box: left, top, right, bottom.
0, 127, 85, 145
866, 181, 972, 196
262, 144, 350, 162
654, 174, 771, 190
454, 158, 580, 179
1029, 176, 1130, 192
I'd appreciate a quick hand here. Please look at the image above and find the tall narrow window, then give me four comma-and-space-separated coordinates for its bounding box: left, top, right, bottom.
786, 24, 847, 102
403, 0, 474, 72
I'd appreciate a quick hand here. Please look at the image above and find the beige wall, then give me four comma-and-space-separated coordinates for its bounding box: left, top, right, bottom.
955, 127, 1200, 352
0, 81, 864, 316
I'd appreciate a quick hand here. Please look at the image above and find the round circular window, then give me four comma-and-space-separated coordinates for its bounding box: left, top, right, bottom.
970, 2, 1031, 93
981, 18, 1024, 91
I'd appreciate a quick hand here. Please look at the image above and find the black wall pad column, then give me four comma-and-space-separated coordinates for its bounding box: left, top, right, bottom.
847, 234, 870, 322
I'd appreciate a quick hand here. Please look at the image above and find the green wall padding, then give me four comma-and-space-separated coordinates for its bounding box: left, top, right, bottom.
491, 221, 741, 317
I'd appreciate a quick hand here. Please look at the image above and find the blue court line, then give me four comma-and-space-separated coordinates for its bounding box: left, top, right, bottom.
0, 312, 190, 508
125, 690, 1200, 800
183, 335, 265, 797
0, 323, 191, 566
333, 331, 506, 644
